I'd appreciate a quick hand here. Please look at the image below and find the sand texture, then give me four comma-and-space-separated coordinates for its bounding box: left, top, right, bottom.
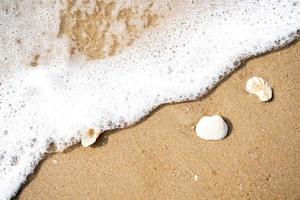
16, 41, 300, 199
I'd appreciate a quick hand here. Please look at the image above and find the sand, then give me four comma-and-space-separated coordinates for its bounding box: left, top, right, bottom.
16, 41, 300, 199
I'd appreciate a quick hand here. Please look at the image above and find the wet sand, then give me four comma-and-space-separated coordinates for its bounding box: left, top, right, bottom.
17, 41, 300, 199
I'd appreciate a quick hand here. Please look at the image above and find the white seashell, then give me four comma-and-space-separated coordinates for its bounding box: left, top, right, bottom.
195, 115, 228, 140
81, 128, 101, 147
246, 76, 272, 102
193, 175, 199, 182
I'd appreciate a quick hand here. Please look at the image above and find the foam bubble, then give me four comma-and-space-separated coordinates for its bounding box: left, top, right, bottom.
0, 0, 299, 199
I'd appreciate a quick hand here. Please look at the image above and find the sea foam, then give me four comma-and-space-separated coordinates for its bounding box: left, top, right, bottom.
0, 0, 299, 199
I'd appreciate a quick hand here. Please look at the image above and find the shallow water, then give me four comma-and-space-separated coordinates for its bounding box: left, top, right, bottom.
0, 0, 299, 199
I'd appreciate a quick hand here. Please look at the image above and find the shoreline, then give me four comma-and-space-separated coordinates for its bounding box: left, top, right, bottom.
16, 42, 300, 199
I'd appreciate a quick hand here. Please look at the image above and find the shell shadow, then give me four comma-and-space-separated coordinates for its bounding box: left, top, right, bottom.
222, 117, 233, 138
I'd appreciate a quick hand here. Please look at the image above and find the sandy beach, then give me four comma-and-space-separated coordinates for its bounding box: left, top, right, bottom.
15, 41, 300, 199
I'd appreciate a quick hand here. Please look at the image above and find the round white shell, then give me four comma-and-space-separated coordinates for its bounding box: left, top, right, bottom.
195, 115, 228, 141
246, 76, 273, 102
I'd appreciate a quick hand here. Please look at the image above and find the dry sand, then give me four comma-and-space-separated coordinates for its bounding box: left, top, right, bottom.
16, 41, 299, 199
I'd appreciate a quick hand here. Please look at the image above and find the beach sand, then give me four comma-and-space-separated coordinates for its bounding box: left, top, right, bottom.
16, 41, 299, 199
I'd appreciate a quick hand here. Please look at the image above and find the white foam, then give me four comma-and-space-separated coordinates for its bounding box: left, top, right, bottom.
0, 0, 299, 199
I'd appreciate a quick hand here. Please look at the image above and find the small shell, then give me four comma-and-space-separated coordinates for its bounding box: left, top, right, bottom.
246, 76, 272, 102
81, 128, 101, 147
195, 115, 228, 140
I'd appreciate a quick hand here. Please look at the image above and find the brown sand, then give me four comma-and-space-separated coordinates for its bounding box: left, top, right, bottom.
59, 0, 161, 59
17, 42, 300, 199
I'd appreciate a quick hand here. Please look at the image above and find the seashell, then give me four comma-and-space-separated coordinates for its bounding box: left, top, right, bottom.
195, 115, 228, 140
246, 76, 272, 102
81, 128, 101, 147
